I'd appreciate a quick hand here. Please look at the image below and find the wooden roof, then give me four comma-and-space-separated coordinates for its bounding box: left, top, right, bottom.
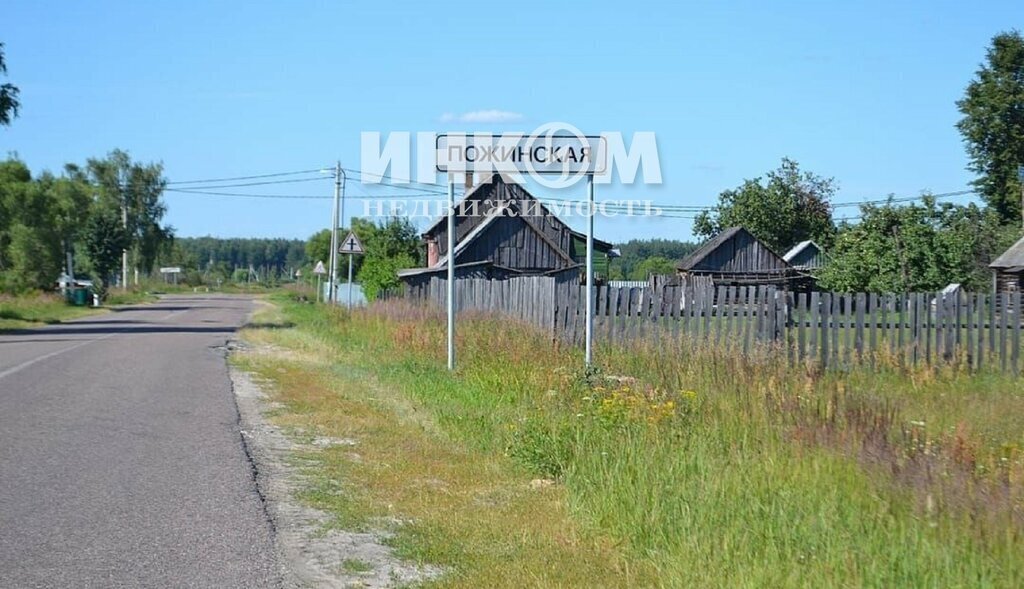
991, 235, 1024, 269
423, 173, 612, 265
678, 227, 790, 274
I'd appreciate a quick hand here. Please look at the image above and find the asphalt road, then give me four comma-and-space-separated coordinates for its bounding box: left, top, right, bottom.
0, 295, 280, 588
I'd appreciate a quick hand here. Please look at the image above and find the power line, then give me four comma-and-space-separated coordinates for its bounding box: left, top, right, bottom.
165, 188, 460, 199
169, 176, 332, 190
166, 168, 326, 185
163, 163, 980, 217
344, 168, 450, 190
831, 189, 976, 208
165, 189, 330, 200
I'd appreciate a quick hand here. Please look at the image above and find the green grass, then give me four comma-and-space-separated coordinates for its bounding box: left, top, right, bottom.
241, 294, 1024, 588
341, 558, 374, 574
0, 292, 105, 330
104, 289, 158, 306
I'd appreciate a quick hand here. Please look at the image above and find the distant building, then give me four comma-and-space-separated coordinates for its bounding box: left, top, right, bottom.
782, 239, 828, 290
782, 240, 827, 273
677, 227, 795, 288
398, 174, 616, 292
989, 235, 1024, 292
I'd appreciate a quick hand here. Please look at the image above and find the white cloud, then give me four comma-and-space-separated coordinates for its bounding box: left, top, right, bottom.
439, 109, 524, 124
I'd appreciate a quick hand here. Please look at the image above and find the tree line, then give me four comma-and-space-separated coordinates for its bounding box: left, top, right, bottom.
163, 237, 307, 285
0, 151, 172, 297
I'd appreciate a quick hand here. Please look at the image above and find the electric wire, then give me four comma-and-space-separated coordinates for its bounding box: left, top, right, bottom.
164, 166, 980, 218
166, 168, 326, 185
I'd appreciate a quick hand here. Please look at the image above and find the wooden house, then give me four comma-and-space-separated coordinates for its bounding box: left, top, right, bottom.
677, 227, 795, 287
782, 240, 827, 273
399, 174, 615, 289
782, 239, 827, 290
990, 235, 1024, 292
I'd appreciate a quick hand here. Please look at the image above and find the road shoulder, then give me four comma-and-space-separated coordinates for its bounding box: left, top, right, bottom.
230, 349, 441, 588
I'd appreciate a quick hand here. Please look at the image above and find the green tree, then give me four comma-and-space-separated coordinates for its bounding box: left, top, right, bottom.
0, 43, 20, 127
86, 149, 171, 280
82, 204, 130, 297
0, 159, 91, 291
355, 216, 422, 300
358, 253, 416, 301
305, 229, 332, 269
0, 158, 32, 278
612, 238, 696, 280
629, 256, 677, 280
956, 31, 1024, 224
818, 197, 1016, 292
693, 158, 836, 252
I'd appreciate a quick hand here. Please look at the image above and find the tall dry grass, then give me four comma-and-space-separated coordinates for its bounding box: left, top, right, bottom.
282, 296, 1024, 587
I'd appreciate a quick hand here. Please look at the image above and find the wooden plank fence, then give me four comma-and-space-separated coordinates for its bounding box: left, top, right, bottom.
395, 277, 1024, 373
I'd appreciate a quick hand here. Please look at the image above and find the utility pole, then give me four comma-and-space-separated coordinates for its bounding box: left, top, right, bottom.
121, 198, 128, 291
328, 161, 342, 303
1019, 164, 1024, 231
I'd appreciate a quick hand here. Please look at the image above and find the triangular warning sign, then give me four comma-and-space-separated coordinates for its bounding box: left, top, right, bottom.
338, 231, 364, 254
313, 260, 327, 274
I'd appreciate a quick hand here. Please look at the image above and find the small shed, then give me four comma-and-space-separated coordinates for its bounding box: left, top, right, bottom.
783, 240, 827, 272
989, 235, 1024, 292
677, 227, 794, 287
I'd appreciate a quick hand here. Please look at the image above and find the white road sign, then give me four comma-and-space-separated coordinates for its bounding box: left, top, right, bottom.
338, 232, 364, 255
313, 261, 327, 274
436, 133, 607, 175
159, 267, 182, 274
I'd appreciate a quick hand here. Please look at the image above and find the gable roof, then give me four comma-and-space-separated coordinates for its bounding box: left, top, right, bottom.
783, 240, 820, 262
678, 227, 742, 271
422, 173, 500, 238
991, 235, 1024, 269
432, 205, 576, 269
424, 173, 610, 269
678, 227, 789, 273
423, 173, 571, 238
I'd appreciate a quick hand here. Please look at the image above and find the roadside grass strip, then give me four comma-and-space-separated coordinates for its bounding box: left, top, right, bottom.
237, 299, 647, 588
239, 294, 1024, 588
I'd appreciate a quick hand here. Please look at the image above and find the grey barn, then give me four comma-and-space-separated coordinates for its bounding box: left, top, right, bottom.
990, 235, 1024, 292
677, 227, 797, 287
398, 174, 614, 293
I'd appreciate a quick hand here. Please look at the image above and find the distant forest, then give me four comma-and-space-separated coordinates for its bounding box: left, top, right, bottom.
166, 235, 700, 285
611, 238, 698, 280
167, 237, 307, 282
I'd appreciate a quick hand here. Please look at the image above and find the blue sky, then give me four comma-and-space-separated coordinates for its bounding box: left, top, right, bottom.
1, 1, 1018, 243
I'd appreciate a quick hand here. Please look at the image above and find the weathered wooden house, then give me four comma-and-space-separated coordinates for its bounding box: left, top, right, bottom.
783, 240, 827, 273
398, 174, 615, 291
990, 235, 1024, 292
782, 239, 827, 290
677, 226, 795, 287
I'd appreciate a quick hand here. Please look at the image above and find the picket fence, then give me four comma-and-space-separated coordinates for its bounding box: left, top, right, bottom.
386, 276, 1024, 373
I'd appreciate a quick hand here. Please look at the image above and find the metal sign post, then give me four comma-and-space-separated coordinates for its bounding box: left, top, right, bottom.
159, 267, 182, 286
585, 176, 595, 366
447, 176, 456, 371
338, 232, 364, 308
313, 260, 326, 303
436, 131, 607, 370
